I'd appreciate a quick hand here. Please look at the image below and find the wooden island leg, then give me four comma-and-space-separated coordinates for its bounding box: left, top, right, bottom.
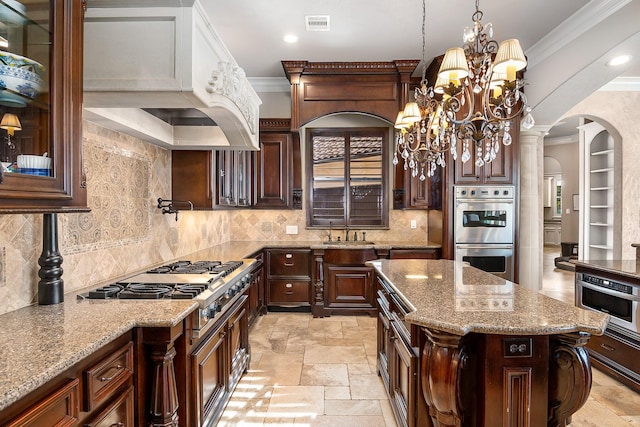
548, 332, 592, 427
421, 328, 467, 427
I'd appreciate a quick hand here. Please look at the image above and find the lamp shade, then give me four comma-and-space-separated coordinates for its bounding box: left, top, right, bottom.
402, 102, 421, 124
493, 39, 527, 75
438, 47, 469, 80
394, 111, 409, 129
0, 113, 21, 136
433, 76, 449, 94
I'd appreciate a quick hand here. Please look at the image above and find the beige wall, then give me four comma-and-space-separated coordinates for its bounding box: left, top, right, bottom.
544, 142, 579, 242
0, 120, 434, 315
561, 91, 640, 259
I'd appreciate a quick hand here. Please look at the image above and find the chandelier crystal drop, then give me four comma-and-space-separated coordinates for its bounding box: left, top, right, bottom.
394, 0, 534, 178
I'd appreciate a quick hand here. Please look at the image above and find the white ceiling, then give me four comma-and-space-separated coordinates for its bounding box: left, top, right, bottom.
205, 0, 588, 77
203, 0, 640, 140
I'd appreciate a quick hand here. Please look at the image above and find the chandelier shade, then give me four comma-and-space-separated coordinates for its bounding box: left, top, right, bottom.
438, 47, 469, 81
493, 38, 527, 80
0, 113, 22, 136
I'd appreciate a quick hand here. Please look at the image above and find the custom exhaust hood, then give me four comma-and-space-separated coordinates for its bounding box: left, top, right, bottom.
83, 1, 261, 150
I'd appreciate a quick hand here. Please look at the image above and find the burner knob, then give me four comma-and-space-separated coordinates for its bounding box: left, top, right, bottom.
204, 303, 222, 319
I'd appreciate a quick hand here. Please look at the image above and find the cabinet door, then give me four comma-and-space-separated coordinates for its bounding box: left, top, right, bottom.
453, 138, 514, 184
389, 321, 418, 427
254, 132, 291, 208
325, 266, 375, 309
171, 150, 214, 209
191, 322, 227, 427
236, 150, 252, 207
227, 297, 250, 391
0, 0, 87, 212
267, 249, 311, 277
217, 150, 237, 206
5, 379, 80, 427
83, 386, 134, 427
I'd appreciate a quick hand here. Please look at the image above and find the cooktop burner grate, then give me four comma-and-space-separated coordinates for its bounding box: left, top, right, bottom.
146, 260, 223, 274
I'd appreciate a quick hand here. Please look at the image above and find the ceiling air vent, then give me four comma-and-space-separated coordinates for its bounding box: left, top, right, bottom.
305, 15, 330, 31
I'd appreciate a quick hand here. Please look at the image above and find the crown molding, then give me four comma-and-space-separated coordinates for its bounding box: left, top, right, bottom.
598, 76, 640, 91
526, 0, 632, 68
248, 77, 291, 93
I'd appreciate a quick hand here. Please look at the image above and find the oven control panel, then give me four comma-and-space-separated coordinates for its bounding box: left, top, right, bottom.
455, 185, 514, 199
579, 273, 633, 295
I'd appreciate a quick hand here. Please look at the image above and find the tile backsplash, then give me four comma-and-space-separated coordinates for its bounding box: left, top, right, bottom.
0, 121, 433, 316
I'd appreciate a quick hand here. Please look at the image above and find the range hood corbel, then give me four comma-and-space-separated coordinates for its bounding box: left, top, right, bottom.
83, 0, 261, 150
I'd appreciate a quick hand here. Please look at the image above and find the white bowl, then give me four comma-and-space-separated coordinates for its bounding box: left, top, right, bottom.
0, 52, 45, 107
17, 154, 51, 169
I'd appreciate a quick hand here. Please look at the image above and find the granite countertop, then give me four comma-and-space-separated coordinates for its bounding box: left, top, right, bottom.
368, 259, 609, 337
0, 239, 441, 412
575, 259, 640, 282
0, 298, 197, 412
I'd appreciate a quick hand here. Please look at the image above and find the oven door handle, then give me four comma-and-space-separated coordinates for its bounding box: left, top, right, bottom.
456, 244, 513, 250
578, 280, 640, 302
455, 199, 514, 206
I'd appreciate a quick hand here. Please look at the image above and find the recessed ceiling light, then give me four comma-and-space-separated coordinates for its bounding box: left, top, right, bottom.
283, 34, 298, 44
607, 55, 632, 67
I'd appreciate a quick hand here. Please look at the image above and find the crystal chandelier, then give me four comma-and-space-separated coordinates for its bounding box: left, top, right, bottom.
394, 0, 535, 177
436, 0, 534, 166
393, 0, 447, 181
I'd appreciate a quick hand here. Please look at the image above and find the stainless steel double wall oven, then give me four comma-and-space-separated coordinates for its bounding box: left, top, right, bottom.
454, 185, 516, 281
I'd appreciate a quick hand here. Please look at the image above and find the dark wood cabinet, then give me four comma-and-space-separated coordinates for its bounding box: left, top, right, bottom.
190, 295, 250, 427
171, 149, 252, 208
586, 327, 640, 393
0, 333, 134, 426
394, 164, 442, 210
265, 248, 311, 308
0, 0, 87, 212
325, 265, 375, 311
254, 132, 292, 208
217, 150, 252, 207
314, 248, 379, 317
452, 125, 519, 185
388, 248, 441, 259
376, 275, 427, 427
246, 252, 265, 327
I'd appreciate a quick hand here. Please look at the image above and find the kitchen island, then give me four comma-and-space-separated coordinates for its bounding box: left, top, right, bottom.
368, 259, 608, 427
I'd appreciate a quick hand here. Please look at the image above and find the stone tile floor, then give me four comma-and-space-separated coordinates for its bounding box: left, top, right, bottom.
219, 249, 640, 426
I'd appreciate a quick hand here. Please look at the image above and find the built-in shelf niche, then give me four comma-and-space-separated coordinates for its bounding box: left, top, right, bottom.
579, 120, 621, 260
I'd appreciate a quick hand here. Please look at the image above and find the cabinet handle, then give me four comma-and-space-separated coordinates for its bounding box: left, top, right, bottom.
109, 423, 125, 427
100, 364, 124, 382
600, 343, 616, 352
284, 291, 294, 295
285, 253, 293, 258
285, 283, 293, 288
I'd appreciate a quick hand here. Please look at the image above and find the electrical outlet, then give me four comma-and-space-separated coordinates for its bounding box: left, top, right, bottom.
285, 225, 298, 235
410, 220, 417, 229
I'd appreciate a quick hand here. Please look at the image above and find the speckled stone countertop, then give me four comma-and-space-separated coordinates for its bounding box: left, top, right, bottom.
0, 240, 441, 412
0, 298, 197, 412
368, 259, 609, 337
575, 259, 640, 282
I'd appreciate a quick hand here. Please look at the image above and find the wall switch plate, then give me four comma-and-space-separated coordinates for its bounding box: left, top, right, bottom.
410, 220, 417, 229
566, 208, 570, 214
285, 225, 298, 234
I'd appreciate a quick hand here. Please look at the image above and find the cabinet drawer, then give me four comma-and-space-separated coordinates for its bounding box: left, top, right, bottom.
268, 280, 310, 305
6, 379, 79, 427
84, 385, 134, 427
84, 341, 134, 411
267, 250, 310, 277
587, 331, 640, 376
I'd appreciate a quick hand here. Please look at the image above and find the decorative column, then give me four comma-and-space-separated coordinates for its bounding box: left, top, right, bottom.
518, 125, 550, 291
38, 213, 64, 304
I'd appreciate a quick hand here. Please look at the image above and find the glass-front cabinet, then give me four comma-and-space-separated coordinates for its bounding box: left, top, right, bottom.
0, 0, 87, 212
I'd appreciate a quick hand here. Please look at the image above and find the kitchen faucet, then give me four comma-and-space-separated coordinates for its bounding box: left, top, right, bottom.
345, 225, 350, 242
328, 221, 333, 242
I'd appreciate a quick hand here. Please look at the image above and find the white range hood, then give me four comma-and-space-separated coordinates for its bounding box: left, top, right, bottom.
83, 0, 261, 150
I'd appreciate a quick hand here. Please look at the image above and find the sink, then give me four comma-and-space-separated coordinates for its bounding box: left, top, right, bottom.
322, 240, 375, 246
